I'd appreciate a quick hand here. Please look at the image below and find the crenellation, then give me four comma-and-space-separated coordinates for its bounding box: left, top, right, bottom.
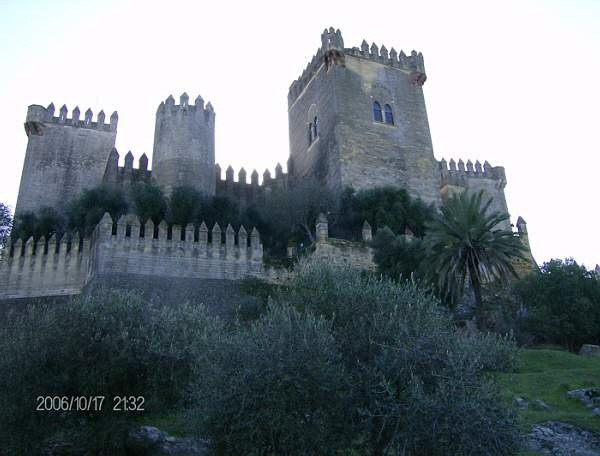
59, 104, 68, 122
97, 110, 106, 126
103, 148, 151, 185
438, 158, 506, 184
4, 26, 529, 300
226, 165, 234, 182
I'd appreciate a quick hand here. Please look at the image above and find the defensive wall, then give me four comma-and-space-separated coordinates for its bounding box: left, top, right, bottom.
0, 213, 265, 300
0, 212, 379, 300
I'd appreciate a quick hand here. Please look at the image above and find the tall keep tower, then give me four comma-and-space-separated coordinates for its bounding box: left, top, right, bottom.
16, 103, 118, 216
287, 28, 440, 205
152, 93, 216, 196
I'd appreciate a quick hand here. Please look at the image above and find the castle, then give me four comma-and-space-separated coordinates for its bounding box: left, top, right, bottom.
1, 28, 531, 300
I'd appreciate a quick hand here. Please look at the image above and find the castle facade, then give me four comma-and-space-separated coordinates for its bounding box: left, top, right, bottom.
2, 28, 527, 300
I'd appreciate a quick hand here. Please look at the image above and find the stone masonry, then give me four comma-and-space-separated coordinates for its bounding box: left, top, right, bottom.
3, 27, 533, 299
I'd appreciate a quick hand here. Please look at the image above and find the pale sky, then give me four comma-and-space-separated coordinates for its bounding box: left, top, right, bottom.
0, 0, 598, 268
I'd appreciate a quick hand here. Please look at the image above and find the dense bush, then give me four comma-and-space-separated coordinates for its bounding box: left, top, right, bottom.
515, 258, 600, 351
67, 184, 127, 234
189, 261, 519, 455
335, 186, 434, 239
12, 206, 64, 241
167, 185, 203, 226
189, 303, 353, 454
131, 181, 167, 223
372, 225, 427, 282
0, 290, 221, 454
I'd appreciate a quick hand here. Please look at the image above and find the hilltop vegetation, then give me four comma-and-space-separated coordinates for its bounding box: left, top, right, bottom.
0, 262, 520, 455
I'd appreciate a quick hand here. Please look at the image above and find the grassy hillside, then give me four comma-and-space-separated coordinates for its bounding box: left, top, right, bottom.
497, 347, 600, 434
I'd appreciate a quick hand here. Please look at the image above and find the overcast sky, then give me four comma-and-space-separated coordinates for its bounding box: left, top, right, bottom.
1, 0, 598, 268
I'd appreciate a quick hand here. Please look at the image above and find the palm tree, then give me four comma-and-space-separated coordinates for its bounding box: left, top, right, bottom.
425, 191, 526, 326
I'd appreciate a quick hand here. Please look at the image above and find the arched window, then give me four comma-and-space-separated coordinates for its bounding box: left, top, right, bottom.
384, 104, 394, 125
308, 123, 313, 143
373, 101, 383, 122
313, 116, 318, 138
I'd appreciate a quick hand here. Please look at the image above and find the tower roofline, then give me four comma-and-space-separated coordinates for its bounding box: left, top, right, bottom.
288, 27, 427, 106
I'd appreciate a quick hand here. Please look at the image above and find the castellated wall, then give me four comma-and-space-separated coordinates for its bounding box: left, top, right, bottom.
0, 234, 92, 299
92, 214, 264, 280
0, 213, 264, 300
287, 29, 439, 205
103, 148, 152, 185
214, 163, 288, 209
438, 158, 511, 230
16, 104, 118, 217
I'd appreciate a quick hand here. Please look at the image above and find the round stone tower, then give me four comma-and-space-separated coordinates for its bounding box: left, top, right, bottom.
152, 93, 215, 196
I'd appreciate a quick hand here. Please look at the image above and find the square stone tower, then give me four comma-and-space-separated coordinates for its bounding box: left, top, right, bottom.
287, 28, 440, 205
16, 104, 118, 217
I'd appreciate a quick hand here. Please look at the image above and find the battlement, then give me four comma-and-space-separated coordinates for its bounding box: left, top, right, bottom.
288, 27, 427, 104
438, 158, 507, 188
103, 148, 152, 185
91, 213, 264, 281
215, 163, 288, 187
155, 93, 215, 123
25, 103, 117, 136
214, 163, 288, 209
0, 231, 92, 299
94, 212, 262, 256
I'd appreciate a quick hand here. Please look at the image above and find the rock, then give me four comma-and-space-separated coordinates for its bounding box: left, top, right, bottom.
568, 388, 600, 408
579, 344, 600, 358
525, 421, 600, 455
532, 399, 552, 411
592, 408, 600, 418
126, 426, 209, 456
514, 396, 528, 409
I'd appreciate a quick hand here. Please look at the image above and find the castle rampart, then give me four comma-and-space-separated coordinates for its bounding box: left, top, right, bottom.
92, 213, 264, 281
0, 213, 265, 300
0, 233, 92, 299
438, 158, 510, 230
214, 163, 288, 208
103, 148, 152, 185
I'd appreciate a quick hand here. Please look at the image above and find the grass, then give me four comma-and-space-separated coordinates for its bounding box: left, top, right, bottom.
497, 347, 600, 434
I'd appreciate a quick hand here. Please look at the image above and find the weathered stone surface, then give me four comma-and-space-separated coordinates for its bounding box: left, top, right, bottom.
580, 345, 600, 358
524, 421, 600, 455
126, 426, 209, 456
568, 388, 600, 408
16, 104, 117, 216
152, 95, 216, 196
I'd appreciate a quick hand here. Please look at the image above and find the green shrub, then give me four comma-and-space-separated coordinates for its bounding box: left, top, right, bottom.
131, 182, 167, 223
187, 303, 353, 455
335, 186, 434, 239
372, 225, 427, 283
167, 185, 203, 226
186, 261, 519, 455
12, 206, 64, 241
515, 258, 600, 351
0, 289, 222, 454
277, 261, 519, 455
67, 184, 127, 234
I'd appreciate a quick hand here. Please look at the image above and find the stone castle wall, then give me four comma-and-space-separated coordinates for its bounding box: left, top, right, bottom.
152, 94, 216, 196
0, 213, 265, 300
438, 158, 511, 230
16, 104, 118, 217
0, 234, 92, 299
